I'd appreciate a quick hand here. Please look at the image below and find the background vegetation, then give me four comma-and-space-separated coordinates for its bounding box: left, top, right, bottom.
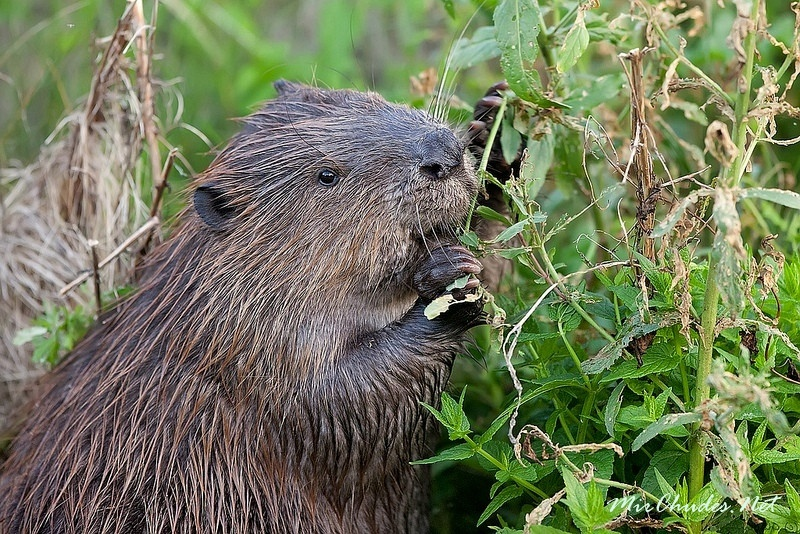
2, 0, 800, 533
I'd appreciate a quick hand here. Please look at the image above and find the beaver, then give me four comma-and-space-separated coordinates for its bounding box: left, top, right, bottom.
0, 81, 489, 533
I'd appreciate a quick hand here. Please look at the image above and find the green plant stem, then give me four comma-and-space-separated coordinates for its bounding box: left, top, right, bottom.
463, 435, 550, 499
559, 323, 590, 387
576, 389, 596, 443
536, 238, 617, 343
728, 1, 760, 187
687, 6, 760, 532
553, 395, 579, 445
687, 257, 719, 531
537, 9, 556, 69
464, 97, 507, 233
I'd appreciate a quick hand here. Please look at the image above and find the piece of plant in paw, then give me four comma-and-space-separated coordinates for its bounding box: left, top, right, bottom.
413, 245, 485, 324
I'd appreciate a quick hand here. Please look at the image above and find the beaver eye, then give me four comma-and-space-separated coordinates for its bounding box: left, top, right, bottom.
316, 168, 340, 187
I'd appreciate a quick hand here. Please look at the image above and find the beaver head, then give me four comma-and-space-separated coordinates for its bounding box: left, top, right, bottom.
184, 80, 478, 377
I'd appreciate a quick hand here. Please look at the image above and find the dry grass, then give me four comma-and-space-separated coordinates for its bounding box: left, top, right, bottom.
0, 0, 163, 432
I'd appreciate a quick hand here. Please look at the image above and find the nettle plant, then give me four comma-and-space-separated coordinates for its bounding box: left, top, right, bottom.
424, 0, 800, 532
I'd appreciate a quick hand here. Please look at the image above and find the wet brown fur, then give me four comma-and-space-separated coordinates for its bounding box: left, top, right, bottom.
0, 82, 482, 533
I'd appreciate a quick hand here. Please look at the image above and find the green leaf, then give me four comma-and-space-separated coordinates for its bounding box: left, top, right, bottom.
501, 457, 554, 483
600, 343, 681, 382
654, 467, 681, 504
477, 485, 523, 526
459, 231, 480, 248
495, 218, 529, 243
479, 408, 513, 445
440, 0, 455, 18
632, 412, 702, 451
475, 205, 512, 225
548, 302, 581, 332
420, 389, 471, 440
582, 311, 681, 374
497, 247, 529, 259
684, 483, 724, 522
604, 382, 625, 438
31, 335, 60, 366
561, 469, 590, 529
450, 26, 501, 68
411, 443, 475, 465
641, 450, 689, 496
446, 275, 472, 291
556, 10, 589, 73
12, 326, 48, 346
522, 131, 555, 200
494, 0, 563, 107
740, 187, 800, 210
514, 331, 561, 343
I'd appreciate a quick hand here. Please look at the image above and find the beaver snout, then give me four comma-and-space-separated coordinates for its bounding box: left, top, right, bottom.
417, 127, 465, 180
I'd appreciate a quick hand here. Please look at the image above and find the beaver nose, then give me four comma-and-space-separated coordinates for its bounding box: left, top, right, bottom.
418, 128, 464, 180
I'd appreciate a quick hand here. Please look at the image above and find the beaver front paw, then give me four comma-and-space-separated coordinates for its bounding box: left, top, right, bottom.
413, 245, 482, 302
467, 81, 522, 182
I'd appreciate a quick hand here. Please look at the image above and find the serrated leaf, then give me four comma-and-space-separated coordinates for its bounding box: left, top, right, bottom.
411, 443, 475, 465
556, 11, 589, 73
654, 468, 680, 502
582, 312, 681, 374
526, 527, 573, 534
515, 332, 560, 343
684, 483, 724, 522
477, 485, 523, 526
600, 343, 681, 382
562, 469, 593, 530
604, 382, 625, 438
632, 412, 702, 451
479, 409, 513, 445
641, 450, 689, 496
753, 449, 800, 464
558, 305, 581, 332
502, 458, 554, 483
785, 480, 800, 514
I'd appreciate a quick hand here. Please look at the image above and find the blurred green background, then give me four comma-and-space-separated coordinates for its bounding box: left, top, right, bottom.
0, 0, 499, 175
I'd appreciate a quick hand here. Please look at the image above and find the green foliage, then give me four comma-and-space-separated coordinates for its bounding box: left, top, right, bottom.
427, 0, 800, 532
13, 304, 92, 367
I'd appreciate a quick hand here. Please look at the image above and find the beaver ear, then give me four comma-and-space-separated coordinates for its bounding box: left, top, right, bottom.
274, 80, 307, 97
193, 183, 237, 231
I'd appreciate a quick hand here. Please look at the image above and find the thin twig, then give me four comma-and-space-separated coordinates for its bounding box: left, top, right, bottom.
59, 216, 160, 296
89, 240, 102, 313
